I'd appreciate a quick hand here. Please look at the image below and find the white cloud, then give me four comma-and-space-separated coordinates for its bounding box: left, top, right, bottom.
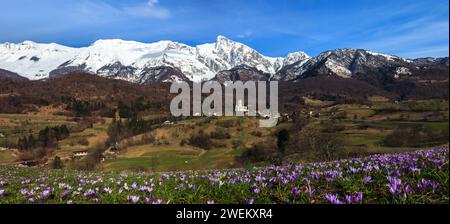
147, 0, 159, 7
124, 0, 171, 19
356, 19, 449, 58
397, 45, 449, 59
72, 0, 171, 21
237, 30, 253, 38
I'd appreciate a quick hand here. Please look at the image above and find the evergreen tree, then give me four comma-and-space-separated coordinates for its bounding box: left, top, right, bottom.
276, 129, 290, 153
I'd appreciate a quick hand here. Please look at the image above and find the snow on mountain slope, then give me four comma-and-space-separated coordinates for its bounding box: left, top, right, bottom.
0, 41, 78, 80
274, 48, 449, 83
0, 36, 310, 82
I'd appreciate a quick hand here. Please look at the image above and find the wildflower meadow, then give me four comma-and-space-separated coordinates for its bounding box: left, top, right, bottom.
0, 147, 448, 204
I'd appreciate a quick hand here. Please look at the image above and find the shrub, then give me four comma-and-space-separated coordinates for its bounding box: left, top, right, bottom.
295, 124, 344, 161
52, 156, 64, 169
238, 141, 277, 163
320, 120, 346, 133
180, 139, 188, 146
216, 119, 237, 128
384, 124, 449, 147
77, 138, 90, 146
212, 141, 227, 148
141, 133, 156, 145
232, 139, 244, 149
188, 130, 213, 150
250, 130, 263, 137
276, 129, 290, 153
210, 128, 231, 139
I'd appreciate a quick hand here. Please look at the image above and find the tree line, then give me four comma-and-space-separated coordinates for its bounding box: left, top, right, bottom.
17, 125, 70, 151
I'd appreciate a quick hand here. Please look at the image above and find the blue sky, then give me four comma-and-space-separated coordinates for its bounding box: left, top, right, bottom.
0, 0, 448, 58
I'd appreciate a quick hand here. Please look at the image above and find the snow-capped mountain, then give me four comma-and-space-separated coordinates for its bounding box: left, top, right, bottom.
0, 41, 78, 79
0, 36, 310, 82
1, 37, 447, 84
273, 48, 449, 84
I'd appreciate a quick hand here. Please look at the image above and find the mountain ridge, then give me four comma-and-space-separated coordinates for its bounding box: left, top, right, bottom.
0, 36, 448, 84
0, 36, 309, 82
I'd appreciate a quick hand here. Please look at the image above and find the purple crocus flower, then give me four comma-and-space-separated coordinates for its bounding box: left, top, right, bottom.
402, 184, 412, 199
345, 195, 353, 204
20, 189, 28, 195
0, 189, 5, 196
346, 192, 363, 204
430, 182, 439, 191
41, 190, 50, 198
83, 189, 96, 197
291, 187, 301, 197
418, 179, 431, 191
251, 185, 260, 194
354, 192, 363, 203
245, 198, 254, 204
207, 200, 215, 204
127, 195, 140, 204
324, 194, 344, 204
387, 176, 402, 195
59, 191, 69, 199
152, 199, 162, 204
104, 187, 112, 194
363, 176, 372, 184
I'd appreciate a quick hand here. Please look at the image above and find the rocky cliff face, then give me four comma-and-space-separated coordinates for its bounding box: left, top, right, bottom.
214, 64, 271, 82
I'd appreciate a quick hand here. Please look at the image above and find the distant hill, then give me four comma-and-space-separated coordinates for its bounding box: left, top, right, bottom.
0, 68, 28, 81
0, 73, 172, 114
1, 72, 447, 115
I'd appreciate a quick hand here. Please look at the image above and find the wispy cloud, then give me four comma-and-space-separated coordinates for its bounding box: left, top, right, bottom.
123, 0, 171, 19
72, 0, 171, 22
397, 45, 449, 59
237, 30, 253, 38
357, 19, 449, 57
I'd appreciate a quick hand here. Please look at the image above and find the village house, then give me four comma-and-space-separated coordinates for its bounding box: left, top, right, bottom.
72, 150, 88, 158
104, 145, 118, 155
163, 120, 174, 126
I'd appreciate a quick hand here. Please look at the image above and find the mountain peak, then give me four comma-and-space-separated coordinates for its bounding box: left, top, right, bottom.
91, 39, 141, 46
216, 35, 233, 42
215, 35, 242, 48
21, 40, 37, 46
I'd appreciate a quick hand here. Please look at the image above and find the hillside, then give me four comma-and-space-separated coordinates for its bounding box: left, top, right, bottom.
0, 69, 28, 81
0, 73, 172, 115
1, 72, 448, 116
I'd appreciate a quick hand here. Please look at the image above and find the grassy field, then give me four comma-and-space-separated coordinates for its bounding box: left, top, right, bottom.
103, 147, 242, 172
340, 120, 449, 152
0, 99, 448, 173
57, 121, 110, 159
0, 150, 15, 164
0, 113, 77, 147
102, 117, 265, 172
0, 147, 448, 204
